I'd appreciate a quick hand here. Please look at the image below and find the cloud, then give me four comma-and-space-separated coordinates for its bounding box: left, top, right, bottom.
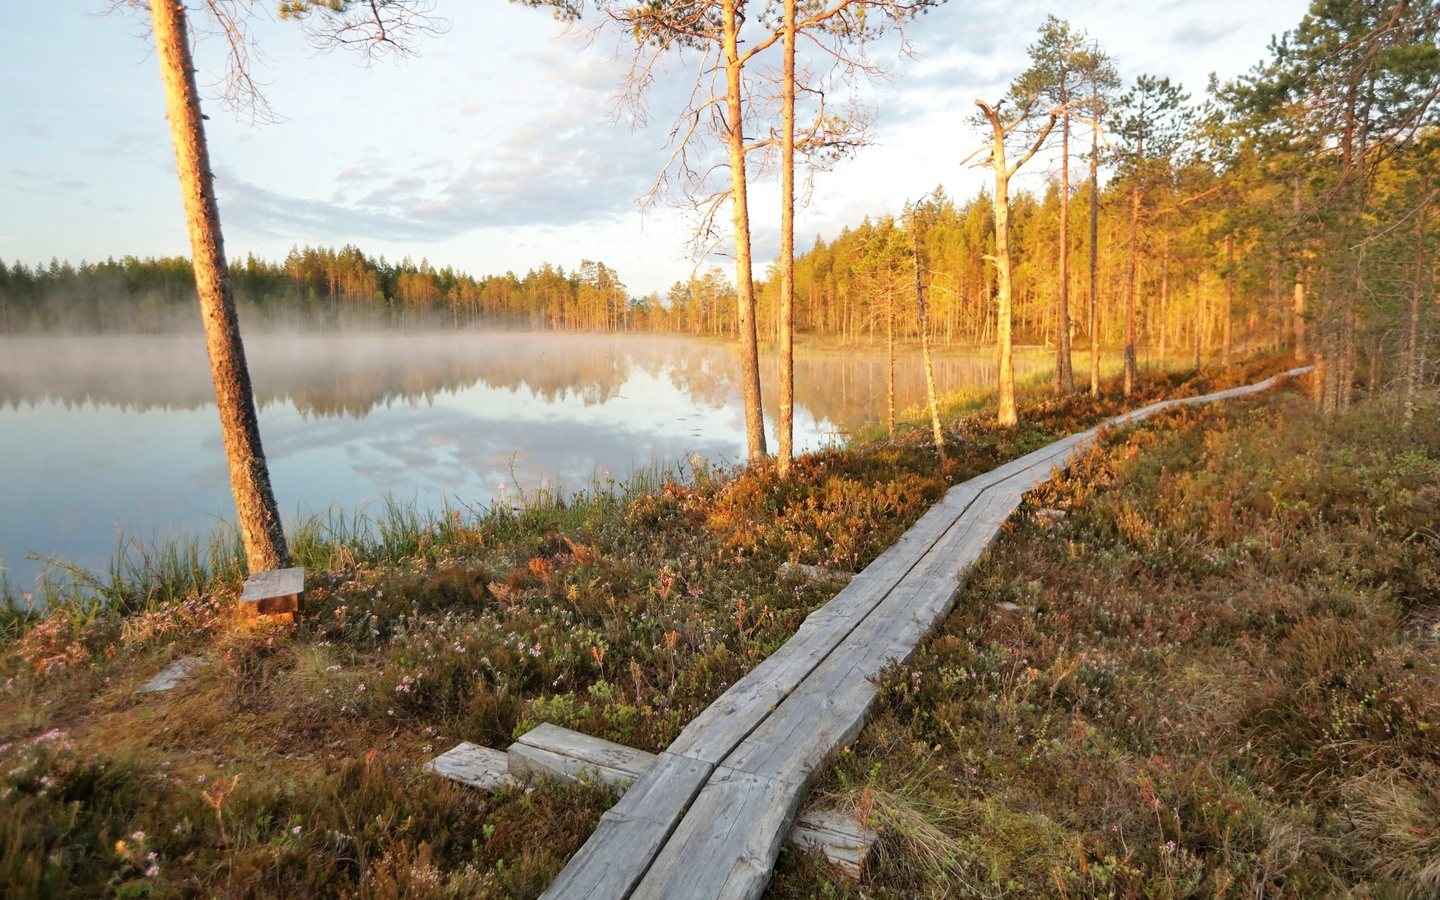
1170, 18, 1243, 50
3, 170, 90, 197
220, 101, 658, 245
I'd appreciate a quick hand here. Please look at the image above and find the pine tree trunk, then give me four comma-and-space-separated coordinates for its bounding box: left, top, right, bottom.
1123, 183, 1140, 397
1089, 120, 1102, 397
1158, 230, 1169, 372
1056, 112, 1075, 393
722, 0, 766, 463
776, 0, 795, 474
991, 130, 1019, 427
1194, 274, 1204, 372
1405, 181, 1428, 428
886, 296, 896, 438
912, 214, 945, 460
1293, 268, 1308, 361
150, 0, 288, 574
1223, 228, 1235, 367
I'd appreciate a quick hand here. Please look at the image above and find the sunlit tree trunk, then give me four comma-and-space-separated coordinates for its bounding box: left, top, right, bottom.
1123, 182, 1140, 396
722, 0, 766, 463
975, 100, 1053, 427
1294, 268, 1308, 361
1158, 229, 1169, 371
1089, 115, 1102, 396
885, 293, 895, 437
776, 0, 796, 474
1193, 273, 1203, 371
150, 0, 288, 574
1223, 227, 1235, 367
1057, 102, 1075, 393
1404, 178, 1428, 428
911, 212, 945, 460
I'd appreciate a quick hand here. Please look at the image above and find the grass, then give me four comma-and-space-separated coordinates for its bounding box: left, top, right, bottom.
1, 351, 1394, 898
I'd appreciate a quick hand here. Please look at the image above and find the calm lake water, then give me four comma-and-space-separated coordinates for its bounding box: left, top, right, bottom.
0, 331, 1038, 594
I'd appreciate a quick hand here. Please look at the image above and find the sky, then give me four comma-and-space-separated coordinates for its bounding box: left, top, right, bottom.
1, 0, 1311, 298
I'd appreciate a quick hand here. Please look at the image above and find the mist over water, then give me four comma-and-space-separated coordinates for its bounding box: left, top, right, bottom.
0, 331, 1037, 595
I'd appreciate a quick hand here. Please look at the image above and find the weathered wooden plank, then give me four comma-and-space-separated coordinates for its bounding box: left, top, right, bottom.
509, 744, 644, 792
425, 742, 517, 791
648, 497, 1018, 898
539, 752, 713, 900
725, 490, 1026, 789
514, 722, 656, 781
630, 767, 792, 900
239, 566, 305, 616
666, 484, 987, 765
135, 656, 205, 693
789, 808, 878, 879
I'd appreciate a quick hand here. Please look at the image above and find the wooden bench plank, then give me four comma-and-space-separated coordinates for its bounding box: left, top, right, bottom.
240, 566, 306, 616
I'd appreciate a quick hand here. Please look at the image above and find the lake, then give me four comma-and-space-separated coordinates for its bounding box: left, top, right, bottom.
0, 331, 1039, 595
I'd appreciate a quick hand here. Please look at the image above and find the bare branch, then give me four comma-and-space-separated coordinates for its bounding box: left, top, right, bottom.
278, 0, 450, 65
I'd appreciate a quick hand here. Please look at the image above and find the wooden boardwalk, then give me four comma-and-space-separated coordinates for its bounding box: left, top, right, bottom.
542, 368, 1311, 900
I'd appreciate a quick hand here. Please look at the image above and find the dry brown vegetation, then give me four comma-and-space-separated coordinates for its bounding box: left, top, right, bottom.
772, 386, 1440, 898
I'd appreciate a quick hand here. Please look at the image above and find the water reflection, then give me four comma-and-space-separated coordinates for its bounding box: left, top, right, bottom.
0, 333, 1041, 435
0, 332, 1040, 592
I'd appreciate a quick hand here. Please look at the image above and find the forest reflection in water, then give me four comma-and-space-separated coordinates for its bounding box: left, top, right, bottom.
0, 332, 1040, 592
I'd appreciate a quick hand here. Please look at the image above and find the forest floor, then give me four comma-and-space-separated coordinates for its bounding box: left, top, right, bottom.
2, 354, 1436, 898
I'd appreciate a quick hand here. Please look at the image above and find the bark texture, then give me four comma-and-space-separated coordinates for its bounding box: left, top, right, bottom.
151, 0, 289, 573
776, 0, 796, 474
1056, 109, 1075, 393
722, 0, 767, 464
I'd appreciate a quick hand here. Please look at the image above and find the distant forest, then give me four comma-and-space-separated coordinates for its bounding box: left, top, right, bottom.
4, 133, 1437, 368
0, 167, 1350, 354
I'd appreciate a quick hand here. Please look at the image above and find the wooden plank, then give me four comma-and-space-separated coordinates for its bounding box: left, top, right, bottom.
509, 744, 642, 792
630, 767, 792, 900
724, 490, 1024, 788
515, 722, 656, 780
135, 656, 205, 693
540, 752, 713, 900
240, 566, 306, 616
666, 484, 987, 765
789, 808, 878, 879
641, 495, 1021, 897
424, 742, 517, 791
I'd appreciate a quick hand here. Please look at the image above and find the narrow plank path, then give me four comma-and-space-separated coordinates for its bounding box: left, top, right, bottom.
543, 368, 1311, 900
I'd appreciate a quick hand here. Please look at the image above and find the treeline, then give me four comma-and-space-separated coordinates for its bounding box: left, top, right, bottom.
0, 249, 658, 333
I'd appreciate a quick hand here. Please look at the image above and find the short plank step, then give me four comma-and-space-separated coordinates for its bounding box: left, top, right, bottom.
135, 656, 206, 693
426, 726, 878, 882
790, 808, 878, 879
240, 566, 306, 616
425, 742, 517, 791
510, 722, 656, 790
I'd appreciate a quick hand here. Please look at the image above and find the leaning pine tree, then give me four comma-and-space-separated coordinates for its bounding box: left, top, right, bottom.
149, 0, 288, 574
145, 0, 442, 573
